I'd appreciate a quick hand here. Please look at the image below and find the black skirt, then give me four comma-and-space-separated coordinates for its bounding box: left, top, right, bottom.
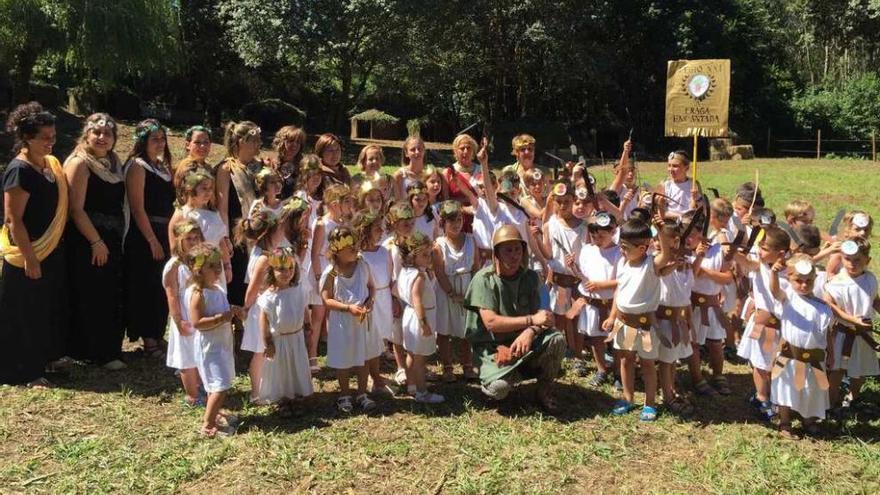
0, 244, 68, 384
123, 220, 170, 342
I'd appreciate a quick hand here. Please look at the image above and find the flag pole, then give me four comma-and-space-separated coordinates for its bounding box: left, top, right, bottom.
692, 134, 699, 186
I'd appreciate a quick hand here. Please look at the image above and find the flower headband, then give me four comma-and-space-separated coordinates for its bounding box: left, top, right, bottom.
386, 204, 415, 223
439, 200, 462, 218
329, 232, 357, 253
173, 221, 199, 236
192, 248, 222, 272
135, 123, 163, 141
268, 247, 296, 269
282, 196, 308, 215
186, 125, 210, 139
401, 232, 432, 255
184, 170, 213, 188
407, 184, 427, 197
86, 119, 115, 131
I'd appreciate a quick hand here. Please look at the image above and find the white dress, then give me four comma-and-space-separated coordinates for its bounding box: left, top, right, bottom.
321, 259, 371, 369
825, 271, 880, 377
360, 246, 391, 359
435, 235, 475, 338
575, 244, 620, 337
770, 289, 833, 419
181, 205, 227, 247
657, 265, 694, 364
241, 246, 266, 353
613, 255, 661, 360
382, 237, 405, 345
297, 191, 322, 306
164, 258, 196, 370
737, 264, 790, 371
189, 285, 235, 393
398, 267, 437, 356
257, 284, 314, 401
414, 214, 437, 240
691, 243, 727, 344
546, 215, 586, 314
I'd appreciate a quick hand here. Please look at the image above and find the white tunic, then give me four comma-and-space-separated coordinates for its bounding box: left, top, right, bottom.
616, 255, 661, 314
398, 267, 437, 356
414, 214, 437, 241
737, 264, 790, 371
576, 244, 620, 337
434, 235, 475, 338
691, 243, 727, 343
181, 205, 227, 247
546, 215, 586, 313
188, 284, 235, 393
257, 284, 314, 401
241, 246, 266, 353
824, 271, 880, 377
770, 289, 833, 419
321, 259, 371, 369
359, 246, 392, 359
657, 265, 695, 363
164, 258, 196, 370
663, 178, 694, 216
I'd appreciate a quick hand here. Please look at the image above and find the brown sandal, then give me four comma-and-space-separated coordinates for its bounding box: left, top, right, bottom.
779, 423, 800, 440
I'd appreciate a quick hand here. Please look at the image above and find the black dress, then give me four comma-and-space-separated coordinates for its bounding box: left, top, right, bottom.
66, 170, 125, 364
123, 162, 175, 343
0, 158, 68, 384
227, 174, 248, 306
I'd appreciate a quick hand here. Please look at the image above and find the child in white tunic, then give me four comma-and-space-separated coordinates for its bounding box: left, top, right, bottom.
823, 239, 880, 409
433, 201, 480, 382
567, 211, 620, 386
353, 210, 394, 393
407, 181, 438, 240
320, 227, 377, 413
654, 221, 694, 413
604, 218, 675, 421
237, 210, 288, 402
397, 232, 445, 404
382, 203, 416, 385
164, 220, 204, 406
733, 226, 791, 419
185, 244, 242, 437
768, 254, 833, 438
258, 247, 313, 408
685, 216, 735, 396
660, 150, 701, 218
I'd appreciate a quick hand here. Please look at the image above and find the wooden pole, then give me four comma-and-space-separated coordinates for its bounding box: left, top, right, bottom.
817, 129, 821, 159
871, 130, 877, 162
692, 134, 699, 186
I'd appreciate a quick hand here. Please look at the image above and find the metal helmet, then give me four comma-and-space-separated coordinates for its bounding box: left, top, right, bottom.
492, 224, 526, 249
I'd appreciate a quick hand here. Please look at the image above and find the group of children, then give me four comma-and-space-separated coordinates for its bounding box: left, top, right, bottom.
158, 125, 876, 440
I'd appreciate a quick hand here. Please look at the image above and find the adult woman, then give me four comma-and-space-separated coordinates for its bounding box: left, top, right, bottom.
501, 134, 537, 184
215, 120, 264, 305
1, 102, 68, 386
314, 133, 351, 199
393, 135, 427, 201
64, 113, 127, 370
123, 119, 175, 356
443, 134, 479, 232
272, 125, 306, 199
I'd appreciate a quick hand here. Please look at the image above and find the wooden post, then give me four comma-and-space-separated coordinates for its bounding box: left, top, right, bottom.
692, 134, 699, 185
872, 130, 876, 163
816, 129, 821, 159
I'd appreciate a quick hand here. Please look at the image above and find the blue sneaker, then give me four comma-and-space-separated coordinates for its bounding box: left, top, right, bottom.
759, 400, 775, 420
611, 400, 635, 415
640, 405, 658, 422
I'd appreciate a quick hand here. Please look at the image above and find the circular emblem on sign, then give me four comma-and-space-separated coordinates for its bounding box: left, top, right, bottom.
686, 74, 712, 100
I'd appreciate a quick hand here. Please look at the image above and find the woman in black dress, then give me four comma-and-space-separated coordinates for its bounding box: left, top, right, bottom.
64, 113, 127, 370
215, 120, 264, 305
123, 119, 175, 356
1, 102, 68, 386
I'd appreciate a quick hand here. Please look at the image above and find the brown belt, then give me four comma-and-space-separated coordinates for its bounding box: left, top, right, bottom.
833, 322, 880, 359
748, 309, 780, 355
607, 310, 656, 352
551, 271, 580, 289
563, 291, 611, 323
691, 291, 731, 337
656, 305, 689, 348
772, 341, 829, 391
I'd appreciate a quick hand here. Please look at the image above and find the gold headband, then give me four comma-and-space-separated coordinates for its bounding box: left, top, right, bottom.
192, 248, 221, 272
439, 200, 462, 218
283, 196, 308, 214
185, 170, 212, 188
329, 233, 356, 253
268, 247, 295, 269
174, 222, 198, 236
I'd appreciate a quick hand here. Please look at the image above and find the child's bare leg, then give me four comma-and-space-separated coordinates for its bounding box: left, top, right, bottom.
355, 365, 369, 395
707, 339, 724, 376
753, 368, 770, 402
590, 337, 609, 372
203, 391, 227, 430
850, 377, 865, 401
392, 342, 406, 371
368, 357, 384, 387
556, 314, 574, 352
408, 353, 426, 392
437, 335, 452, 367
457, 338, 474, 367
181, 368, 201, 401
687, 345, 703, 383
659, 362, 675, 402
572, 331, 585, 359
308, 305, 326, 359
828, 370, 843, 406
336, 368, 351, 395
641, 358, 657, 407
619, 350, 636, 403
249, 352, 264, 400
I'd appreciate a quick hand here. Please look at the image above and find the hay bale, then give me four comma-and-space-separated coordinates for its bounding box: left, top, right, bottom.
729, 145, 754, 160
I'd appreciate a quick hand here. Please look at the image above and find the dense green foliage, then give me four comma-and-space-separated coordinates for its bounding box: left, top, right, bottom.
2, 0, 880, 152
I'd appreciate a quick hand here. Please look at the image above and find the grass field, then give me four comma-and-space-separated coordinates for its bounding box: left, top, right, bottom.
1, 117, 880, 494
